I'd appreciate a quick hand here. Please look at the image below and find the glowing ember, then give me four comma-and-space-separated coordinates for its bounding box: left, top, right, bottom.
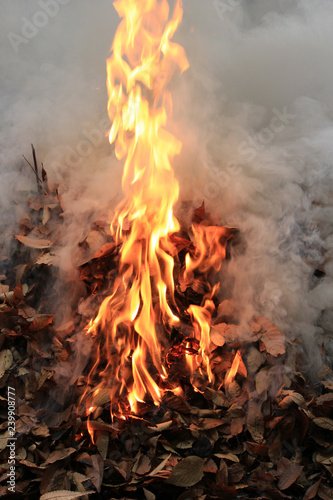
80, 0, 231, 421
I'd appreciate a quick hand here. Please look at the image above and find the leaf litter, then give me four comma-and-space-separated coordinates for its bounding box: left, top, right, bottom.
0, 163, 332, 499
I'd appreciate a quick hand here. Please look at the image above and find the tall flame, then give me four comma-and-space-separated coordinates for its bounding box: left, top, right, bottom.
84, 0, 189, 414
81, 0, 230, 421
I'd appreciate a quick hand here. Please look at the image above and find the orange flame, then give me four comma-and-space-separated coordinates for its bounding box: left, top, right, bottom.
83, 0, 189, 416
225, 350, 246, 387
81, 0, 230, 425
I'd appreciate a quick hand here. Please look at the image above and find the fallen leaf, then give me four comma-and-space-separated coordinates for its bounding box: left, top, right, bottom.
143, 488, 156, 500
214, 453, 239, 463
44, 447, 77, 465
279, 391, 306, 410
313, 417, 333, 430
93, 242, 116, 259
304, 478, 322, 500
29, 314, 54, 332
149, 454, 171, 476
255, 316, 285, 356
278, 463, 303, 490
167, 456, 204, 487
0, 349, 13, 378
15, 234, 52, 249
40, 491, 94, 500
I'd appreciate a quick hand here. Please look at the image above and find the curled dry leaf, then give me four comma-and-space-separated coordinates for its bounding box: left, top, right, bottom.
93, 242, 116, 259
278, 391, 306, 410
15, 234, 53, 249
167, 456, 204, 487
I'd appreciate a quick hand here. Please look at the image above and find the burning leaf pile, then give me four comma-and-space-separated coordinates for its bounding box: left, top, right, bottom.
1, 166, 333, 499
0, 0, 333, 499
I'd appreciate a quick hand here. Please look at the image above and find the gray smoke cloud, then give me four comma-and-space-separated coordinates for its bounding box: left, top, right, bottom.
1, 0, 332, 375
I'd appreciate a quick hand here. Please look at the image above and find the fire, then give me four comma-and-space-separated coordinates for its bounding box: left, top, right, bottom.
80, 0, 231, 422
225, 350, 247, 387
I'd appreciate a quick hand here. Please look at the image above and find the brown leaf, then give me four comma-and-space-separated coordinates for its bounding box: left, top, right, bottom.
247, 400, 265, 443
93, 242, 116, 259
86, 454, 104, 493
279, 391, 306, 410
143, 489, 156, 500
149, 454, 171, 476
313, 417, 333, 430
255, 316, 285, 356
36, 253, 58, 266
15, 234, 52, 249
303, 478, 322, 500
95, 431, 109, 460
40, 491, 94, 500
192, 201, 205, 223
44, 447, 76, 465
210, 324, 226, 347
214, 453, 239, 463
0, 349, 13, 378
29, 314, 54, 332
32, 421, 50, 437
318, 484, 333, 500
278, 463, 303, 490
217, 299, 235, 319
135, 454, 151, 475
167, 456, 204, 487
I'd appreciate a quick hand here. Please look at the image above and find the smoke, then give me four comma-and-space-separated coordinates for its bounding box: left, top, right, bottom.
1, 0, 332, 375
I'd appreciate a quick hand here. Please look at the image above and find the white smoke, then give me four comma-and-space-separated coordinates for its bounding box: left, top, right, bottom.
1, 0, 332, 374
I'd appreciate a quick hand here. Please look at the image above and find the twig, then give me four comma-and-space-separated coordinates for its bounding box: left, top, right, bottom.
22, 154, 48, 196
31, 144, 42, 194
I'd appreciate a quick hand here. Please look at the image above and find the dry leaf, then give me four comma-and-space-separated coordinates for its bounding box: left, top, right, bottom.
210, 324, 226, 347
32, 421, 50, 437
15, 234, 52, 249
45, 448, 77, 465
0, 349, 13, 378
304, 478, 322, 500
167, 456, 204, 487
217, 299, 235, 318
29, 314, 54, 332
313, 417, 333, 430
214, 453, 239, 463
279, 391, 306, 410
40, 491, 94, 500
36, 253, 58, 266
278, 463, 303, 490
143, 488, 156, 500
93, 242, 116, 259
247, 400, 265, 443
255, 316, 285, 356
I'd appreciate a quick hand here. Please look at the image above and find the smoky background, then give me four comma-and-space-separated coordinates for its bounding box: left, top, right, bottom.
1, 0, 333, 375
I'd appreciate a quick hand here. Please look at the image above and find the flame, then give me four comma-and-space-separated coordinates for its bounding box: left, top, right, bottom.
81, 0, 230, 426
82, 0, 189, 417
225, 350, 244, 387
